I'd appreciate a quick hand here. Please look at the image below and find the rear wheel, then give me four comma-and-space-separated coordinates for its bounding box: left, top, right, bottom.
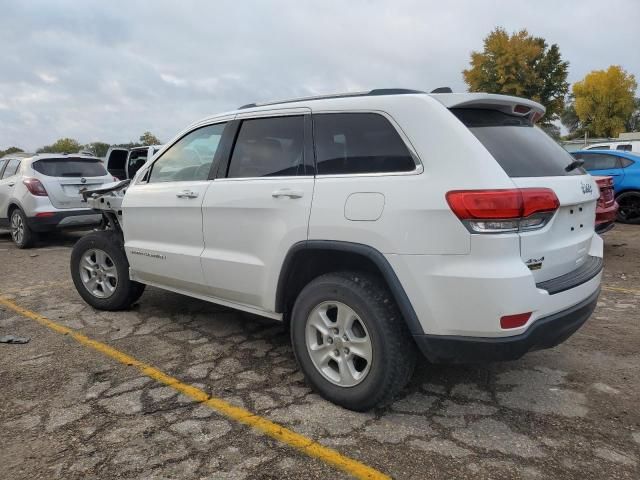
616, 191, 640, 224
10, 208, 36, 249
290, 272, 416, 411
70, 230, 145, 310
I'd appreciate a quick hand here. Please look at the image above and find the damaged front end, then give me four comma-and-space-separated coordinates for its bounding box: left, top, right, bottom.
81, 179, 130, 234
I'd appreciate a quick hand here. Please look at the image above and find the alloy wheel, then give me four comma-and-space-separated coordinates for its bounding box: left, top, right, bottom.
79, 249, 119, 298
305, 301, 372, 387
10, 211, 24, 245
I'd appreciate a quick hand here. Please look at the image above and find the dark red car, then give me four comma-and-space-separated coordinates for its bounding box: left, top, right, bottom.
594, 176, 618, 234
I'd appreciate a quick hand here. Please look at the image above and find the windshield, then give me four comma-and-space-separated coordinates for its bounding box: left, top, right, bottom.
452, 108, 585, 177
32, 158, 108, 177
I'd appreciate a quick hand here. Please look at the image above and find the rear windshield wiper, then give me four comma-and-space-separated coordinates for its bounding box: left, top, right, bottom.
565, 159, 584, 172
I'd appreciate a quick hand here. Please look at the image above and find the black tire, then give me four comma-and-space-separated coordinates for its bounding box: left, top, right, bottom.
616, 191, 640, 224
290, 271, 416, 411
10, 208, 36, 249
70, 230, 145, 310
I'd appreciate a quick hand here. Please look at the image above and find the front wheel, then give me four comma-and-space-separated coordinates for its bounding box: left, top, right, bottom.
290, 272, 416, 411
70, 230, 145, 310
616, 191, 640, 224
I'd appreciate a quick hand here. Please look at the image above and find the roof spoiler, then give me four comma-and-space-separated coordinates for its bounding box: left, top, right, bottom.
431, 93, 546, 122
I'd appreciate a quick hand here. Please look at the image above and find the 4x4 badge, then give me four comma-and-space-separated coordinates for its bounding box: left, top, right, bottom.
581, 182, 592, 194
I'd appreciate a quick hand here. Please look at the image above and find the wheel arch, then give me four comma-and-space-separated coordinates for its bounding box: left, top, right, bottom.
615, 188, 640, 197
275, 240, 424, 335
6, 201, 24, 218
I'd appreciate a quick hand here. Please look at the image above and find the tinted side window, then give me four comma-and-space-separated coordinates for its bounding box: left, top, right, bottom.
227, 116, 304, 178
149, 123, 226, 183
621, 157, 635, 168
1, 159, 20, 179
587, 145, 609, 150
314, 113, 415, 175
616, 144, 632, 151
581, 154, 620, 170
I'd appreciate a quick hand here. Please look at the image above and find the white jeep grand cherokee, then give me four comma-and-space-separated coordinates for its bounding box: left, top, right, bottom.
70, 89, 603, 411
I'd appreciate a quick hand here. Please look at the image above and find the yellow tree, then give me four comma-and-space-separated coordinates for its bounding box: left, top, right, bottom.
463, 28, 569, 125
572, 66, 637, 138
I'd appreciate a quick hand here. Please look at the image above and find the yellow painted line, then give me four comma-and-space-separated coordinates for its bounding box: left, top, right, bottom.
603, 286, 640, 295
0, 296, 389, 480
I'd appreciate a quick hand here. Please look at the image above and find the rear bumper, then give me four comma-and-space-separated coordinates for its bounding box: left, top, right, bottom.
414, 288, 600, 363
26, 209, 101, 232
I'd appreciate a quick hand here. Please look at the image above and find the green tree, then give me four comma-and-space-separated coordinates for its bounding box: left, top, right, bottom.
463, 28, 569, 125
139, 131, 161, 146
0, 146, 24, 158
572, 66, 637, 138
84, 142, 111, 158
36, 138, 82, 154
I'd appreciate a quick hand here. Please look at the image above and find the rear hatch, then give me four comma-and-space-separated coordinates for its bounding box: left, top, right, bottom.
32, 157, 111, 209
451, 106, 599, 283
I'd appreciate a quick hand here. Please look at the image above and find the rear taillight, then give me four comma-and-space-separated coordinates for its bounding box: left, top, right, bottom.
23, 178, 48, 197
446, 188, 559, 233
596, 177, 614, 207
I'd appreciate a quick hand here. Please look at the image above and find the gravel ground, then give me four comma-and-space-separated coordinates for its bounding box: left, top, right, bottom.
0, 225, 639, 479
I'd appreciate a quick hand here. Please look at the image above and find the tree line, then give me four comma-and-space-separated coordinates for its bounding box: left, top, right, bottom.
2, 28, 638, 157
463, 28, 638, 140
0, 131, 161, 159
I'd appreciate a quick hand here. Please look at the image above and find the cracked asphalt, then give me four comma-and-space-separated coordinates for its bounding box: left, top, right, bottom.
1, 225, 639, 479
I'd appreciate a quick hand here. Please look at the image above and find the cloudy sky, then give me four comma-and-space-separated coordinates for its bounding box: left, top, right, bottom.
1, 0, 638, 150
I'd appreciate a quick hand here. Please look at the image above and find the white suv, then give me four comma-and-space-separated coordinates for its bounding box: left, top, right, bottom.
0, 152, 114, 248
70, 89, 603, 410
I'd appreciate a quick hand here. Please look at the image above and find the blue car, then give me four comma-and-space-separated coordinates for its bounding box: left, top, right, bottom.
572, 149, 640, 224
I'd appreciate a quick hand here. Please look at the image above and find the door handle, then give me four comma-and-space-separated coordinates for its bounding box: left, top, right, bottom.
176, 190, 199, 199
272, 188, 303, 199
8, 182, 15, 187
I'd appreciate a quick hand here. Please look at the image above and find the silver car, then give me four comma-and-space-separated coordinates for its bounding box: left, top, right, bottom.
0, 152, 115, 248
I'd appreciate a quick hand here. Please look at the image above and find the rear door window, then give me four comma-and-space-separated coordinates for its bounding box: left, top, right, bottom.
32, 158, 107, 177
579, 153, 621, 170
227, 116, 304, 178
452, 108, 584, 177
313, 113, 416, 175
1, 159, 21, 178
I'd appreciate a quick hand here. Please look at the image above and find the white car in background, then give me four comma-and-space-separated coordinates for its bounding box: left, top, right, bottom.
586, 140, 640, 153
104, 145, 163, 180
0, 152, 115, 248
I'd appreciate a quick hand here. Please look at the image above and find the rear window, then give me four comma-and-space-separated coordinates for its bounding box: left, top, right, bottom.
32, 158, 107, 177
452, 108, 584, 177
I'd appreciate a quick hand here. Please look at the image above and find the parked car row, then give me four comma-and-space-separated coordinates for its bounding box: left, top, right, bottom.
2, 89, 633, 410
572, 149, 640, 224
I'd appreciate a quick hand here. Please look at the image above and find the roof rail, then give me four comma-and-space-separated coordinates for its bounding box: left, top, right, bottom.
238, 88, 426, 109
